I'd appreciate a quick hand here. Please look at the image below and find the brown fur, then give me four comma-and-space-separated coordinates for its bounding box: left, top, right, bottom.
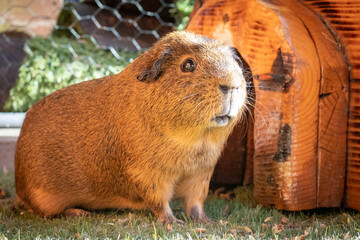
15, 31, 247, 223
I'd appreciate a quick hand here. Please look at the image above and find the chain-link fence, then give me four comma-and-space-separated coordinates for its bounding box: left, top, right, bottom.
0, 0, 193, 112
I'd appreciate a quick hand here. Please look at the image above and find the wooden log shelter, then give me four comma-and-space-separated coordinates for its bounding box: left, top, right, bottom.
187, 0, 360, 211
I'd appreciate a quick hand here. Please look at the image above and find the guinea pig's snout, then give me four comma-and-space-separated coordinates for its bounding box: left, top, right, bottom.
220, 86, 243, 117
213, 81, 246, 126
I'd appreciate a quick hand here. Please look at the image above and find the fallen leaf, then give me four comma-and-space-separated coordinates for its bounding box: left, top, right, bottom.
75, 233, 80, 239
214, 187, 226, 196
236, 226, 252, 234
0, 189, 7, 199
278, 224, 284, 230
347, 217, 350, 225
304, 227, 311, 236
260, 233, 265, 237
281, 216, 289, 224
166, 224, 172, 231
244, 226, 253, 234
219, 193, 231, 200
344, 232, 352, 240
320, 223, 326, 229
230, 229, 237, 236
195, 228, 206, 233
264, 217, 271, 223
272, 224, 283, 234
219, 220, 228, 225
118, 218, 129, 225
262, 224, 269, 229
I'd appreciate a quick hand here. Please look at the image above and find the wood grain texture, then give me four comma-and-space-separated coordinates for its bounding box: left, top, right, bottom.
286, 0, 350, 208
305, 0, 360, 79
188, 0, 320, 210
187, 0, 349, 210
347, 81, 360, 210
304, 0, 360, 212
253, 0, 320, 210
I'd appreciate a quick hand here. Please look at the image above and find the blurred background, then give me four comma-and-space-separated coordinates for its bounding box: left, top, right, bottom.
0, 0, 195, 112
0, 0, 194, 171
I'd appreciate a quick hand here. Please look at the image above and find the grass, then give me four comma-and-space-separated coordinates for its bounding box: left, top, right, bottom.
0, 171, 359, 239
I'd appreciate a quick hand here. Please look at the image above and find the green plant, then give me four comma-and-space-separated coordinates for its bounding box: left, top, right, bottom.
3, 38, 139, 112
171, 0, 196, 30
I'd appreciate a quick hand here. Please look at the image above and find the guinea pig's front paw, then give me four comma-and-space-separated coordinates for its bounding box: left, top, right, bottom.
62, 208, 90, 217
189, 205, 214, 224
158, 214, 185, 225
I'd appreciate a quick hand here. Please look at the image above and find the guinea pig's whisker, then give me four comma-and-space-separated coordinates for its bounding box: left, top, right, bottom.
244, 104, 255, 123
191, 102, 210, 131
243, 107, 254, 134
247, 86, 281, 91
252, 98, 272, 115
243, 69, 252, 76
198, 100, 214, 130
247, 101, 269, 127
239, 113, 249, 141
180, 93, 200, 101
192, 82, 207, 87
210, 102, 215, 130
191, 99, 206, 115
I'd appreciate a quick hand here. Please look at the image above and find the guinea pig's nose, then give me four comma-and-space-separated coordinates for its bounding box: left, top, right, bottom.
219, 84, 230, 94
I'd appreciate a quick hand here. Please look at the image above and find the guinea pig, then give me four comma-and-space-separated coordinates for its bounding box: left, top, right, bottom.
15, 31, 247, 224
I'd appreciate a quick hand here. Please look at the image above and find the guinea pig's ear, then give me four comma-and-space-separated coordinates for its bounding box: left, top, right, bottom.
231, 46, 252, 78
230, 47, 245, 69
231, 46, 253, 95
137, 50, 171, 82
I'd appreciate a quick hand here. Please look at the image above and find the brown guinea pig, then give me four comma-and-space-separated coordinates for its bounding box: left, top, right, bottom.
15, 31, 247, 223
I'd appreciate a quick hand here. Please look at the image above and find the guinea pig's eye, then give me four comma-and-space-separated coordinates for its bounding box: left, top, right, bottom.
180, 58, 196, 72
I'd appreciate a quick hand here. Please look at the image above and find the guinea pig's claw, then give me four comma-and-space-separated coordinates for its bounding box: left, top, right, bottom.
175, 218, 185, 225
63, 208, 90, 217
158, 215, 185, 225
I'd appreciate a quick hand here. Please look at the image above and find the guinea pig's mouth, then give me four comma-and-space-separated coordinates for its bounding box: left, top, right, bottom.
213, 115, 231, 126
